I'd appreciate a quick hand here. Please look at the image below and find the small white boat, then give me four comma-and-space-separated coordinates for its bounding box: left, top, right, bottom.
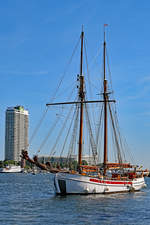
0, 165, 22, 173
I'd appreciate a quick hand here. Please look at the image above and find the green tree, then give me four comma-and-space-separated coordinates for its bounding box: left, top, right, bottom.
82, 160, 88, 165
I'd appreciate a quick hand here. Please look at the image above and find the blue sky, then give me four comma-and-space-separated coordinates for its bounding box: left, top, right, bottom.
0, 0, 150, 168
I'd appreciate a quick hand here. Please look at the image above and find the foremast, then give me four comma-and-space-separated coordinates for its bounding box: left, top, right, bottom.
78, 30, 84, 171
47, 29, 86, 172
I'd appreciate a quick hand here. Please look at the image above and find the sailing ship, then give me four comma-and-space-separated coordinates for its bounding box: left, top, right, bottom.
21, 27, 146, 194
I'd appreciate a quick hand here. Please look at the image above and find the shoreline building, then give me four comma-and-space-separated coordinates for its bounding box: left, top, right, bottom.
5, 106, 29, 162
38, 154, 99, 165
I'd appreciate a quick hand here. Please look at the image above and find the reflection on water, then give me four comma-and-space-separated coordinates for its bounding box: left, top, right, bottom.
0, 174, 149, 225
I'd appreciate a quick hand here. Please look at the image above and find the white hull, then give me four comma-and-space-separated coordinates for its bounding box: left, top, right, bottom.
54, 172, 146, 194
0, 166, 22, 173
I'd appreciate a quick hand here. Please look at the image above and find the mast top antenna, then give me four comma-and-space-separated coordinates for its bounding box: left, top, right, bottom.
82, 24, 84, 32
104, 24, 108, 42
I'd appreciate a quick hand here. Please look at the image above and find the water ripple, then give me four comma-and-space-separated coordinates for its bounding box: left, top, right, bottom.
0, 174, 149, 225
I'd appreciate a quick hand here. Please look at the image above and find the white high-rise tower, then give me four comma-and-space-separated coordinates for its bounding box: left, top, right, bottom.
5, 106, 29, 162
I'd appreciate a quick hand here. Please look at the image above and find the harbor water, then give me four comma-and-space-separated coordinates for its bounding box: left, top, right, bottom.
0, 173, 150, 225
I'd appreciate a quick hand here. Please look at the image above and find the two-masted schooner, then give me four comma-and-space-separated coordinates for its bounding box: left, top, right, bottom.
21, 27, 146, 194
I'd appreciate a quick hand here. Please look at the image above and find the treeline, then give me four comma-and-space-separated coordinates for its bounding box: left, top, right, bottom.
0, 159, 88, 170
0, 160, 32, 169
51, 160, 88, 170
0, 160, 19, 168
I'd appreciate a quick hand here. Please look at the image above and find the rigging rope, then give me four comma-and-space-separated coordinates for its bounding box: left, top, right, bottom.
108, 102, 123, 164
67, 104, 79, 160
49, 98, 77, 157
49, 36, 81, 102
60, 104, 79, 158
29, 36, 81, 150
85, 103, 97, 164
111, 102, 134, 163
36, 115, 60, 154
96, 103, 104, 162
29, 107, 49, 146
106, 47, 113, 93
84, 39, 98, 137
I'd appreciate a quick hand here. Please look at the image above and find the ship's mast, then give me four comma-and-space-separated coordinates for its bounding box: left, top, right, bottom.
103, 27, 108, 175
78, 29, 84, 170
46, 27, 115, 173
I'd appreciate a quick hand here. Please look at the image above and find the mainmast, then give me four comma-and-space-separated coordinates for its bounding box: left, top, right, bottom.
103, 26, 108, 175
78, 29, 84, 170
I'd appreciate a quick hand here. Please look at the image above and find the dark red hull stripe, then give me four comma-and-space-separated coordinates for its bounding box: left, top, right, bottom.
89, 178, 132, 185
